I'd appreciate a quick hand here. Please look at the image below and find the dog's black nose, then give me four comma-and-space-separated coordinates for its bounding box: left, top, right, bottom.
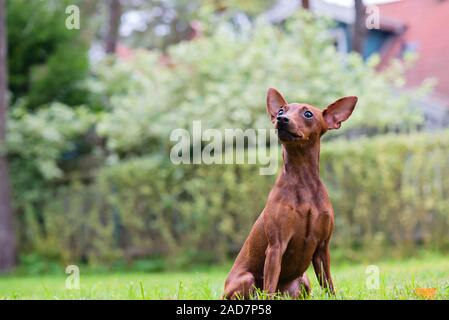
276, 115, 289, 124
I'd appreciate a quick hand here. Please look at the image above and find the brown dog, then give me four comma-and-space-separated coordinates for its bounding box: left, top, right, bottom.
223, 88, 357, 299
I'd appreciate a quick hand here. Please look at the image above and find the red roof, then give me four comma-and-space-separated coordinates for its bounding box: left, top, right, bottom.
116, 43, 134, 60
378, 0, 449, 101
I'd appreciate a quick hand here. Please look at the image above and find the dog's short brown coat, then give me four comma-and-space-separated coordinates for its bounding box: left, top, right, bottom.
223, 88, 358, 299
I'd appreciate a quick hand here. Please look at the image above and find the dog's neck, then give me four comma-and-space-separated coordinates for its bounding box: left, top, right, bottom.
280, 139, 321, 190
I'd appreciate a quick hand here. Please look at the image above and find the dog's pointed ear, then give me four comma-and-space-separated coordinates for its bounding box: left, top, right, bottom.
266, 88, 287, 123
323, 96, 358, 130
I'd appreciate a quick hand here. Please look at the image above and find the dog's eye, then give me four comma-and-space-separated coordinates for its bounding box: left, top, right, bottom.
278, 108, 284, 115
303, 110, 313, 119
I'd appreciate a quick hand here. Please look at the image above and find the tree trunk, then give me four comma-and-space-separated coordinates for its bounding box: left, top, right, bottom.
80, 0, 100, 43
353, 0, 366, 55
105, 0, 121, 54
0, 0, 16, 272
301, 0, 310, 10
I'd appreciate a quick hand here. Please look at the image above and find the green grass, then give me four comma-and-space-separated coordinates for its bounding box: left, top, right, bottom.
0, 254, 448, 299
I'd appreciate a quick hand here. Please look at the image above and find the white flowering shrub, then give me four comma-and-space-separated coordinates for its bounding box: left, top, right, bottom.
93, 12, 430, 155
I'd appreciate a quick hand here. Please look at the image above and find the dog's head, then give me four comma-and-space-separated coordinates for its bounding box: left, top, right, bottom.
266, 87, 358, 144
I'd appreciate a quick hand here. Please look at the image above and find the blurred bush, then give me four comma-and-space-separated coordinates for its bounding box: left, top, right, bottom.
6, 12, 442, 268
92, 12, 428, 157
321, 133, 449, 260
19, 131, 449, 266
7, 0, 90, 109
8, 102, 96, 181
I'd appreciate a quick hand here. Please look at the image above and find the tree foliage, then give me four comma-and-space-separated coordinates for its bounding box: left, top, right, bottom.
7, 0, 89, 109
93, 12, 429, 156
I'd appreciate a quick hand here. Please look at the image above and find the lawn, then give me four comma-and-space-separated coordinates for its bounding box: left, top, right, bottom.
0, 254, 448, 299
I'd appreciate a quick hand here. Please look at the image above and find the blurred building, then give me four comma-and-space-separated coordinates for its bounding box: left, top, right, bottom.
265, 0, 449, 128
376, 0, 449, 127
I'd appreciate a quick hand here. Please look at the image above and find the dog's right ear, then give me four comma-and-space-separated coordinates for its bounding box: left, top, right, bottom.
266, 88, 287, 123
323, 96, 358, 130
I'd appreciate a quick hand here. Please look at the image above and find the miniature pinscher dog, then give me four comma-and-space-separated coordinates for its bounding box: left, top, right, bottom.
223, 88, 358, 299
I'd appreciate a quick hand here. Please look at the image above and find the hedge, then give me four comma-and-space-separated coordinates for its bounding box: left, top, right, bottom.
21, 131, 449, 267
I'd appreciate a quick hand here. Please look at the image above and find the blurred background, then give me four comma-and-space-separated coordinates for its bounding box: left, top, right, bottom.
0, 0, 448, 275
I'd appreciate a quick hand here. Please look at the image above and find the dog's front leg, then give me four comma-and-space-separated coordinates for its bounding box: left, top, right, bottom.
312, 241, 335, 295
263, 242, 286, 295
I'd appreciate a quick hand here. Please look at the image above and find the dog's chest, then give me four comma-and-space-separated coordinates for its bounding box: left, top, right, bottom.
268, 186, 334, 240
289, 202, 334, 242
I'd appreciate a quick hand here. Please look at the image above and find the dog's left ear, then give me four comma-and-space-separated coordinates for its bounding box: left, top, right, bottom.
323, 96, 358, 130
266, 88, 288, 123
